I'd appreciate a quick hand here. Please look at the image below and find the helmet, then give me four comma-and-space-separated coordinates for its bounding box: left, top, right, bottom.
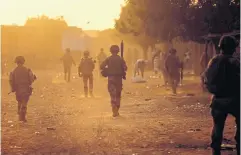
15, 56, 25, 64
169, 48, 177, 54
84, 50, 89, 56
218, 36, 238, 52
66, 48, 70, 53
110, 45, 119, 53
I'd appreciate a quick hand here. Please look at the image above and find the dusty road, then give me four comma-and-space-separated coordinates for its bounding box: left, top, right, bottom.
1, 68, 237, 155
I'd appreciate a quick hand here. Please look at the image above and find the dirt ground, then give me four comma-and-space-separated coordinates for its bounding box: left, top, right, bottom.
1, 67, 238, 155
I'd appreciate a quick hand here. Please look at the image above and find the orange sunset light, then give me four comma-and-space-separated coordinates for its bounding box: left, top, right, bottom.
0, 0, 125, 30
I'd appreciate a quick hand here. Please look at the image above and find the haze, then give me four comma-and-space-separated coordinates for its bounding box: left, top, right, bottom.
0, 0, 125, 30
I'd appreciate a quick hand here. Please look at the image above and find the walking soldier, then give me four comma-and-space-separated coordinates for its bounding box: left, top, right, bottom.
9, 56, 37, 122
100, 45, 127, 117
78, 50, 95, 97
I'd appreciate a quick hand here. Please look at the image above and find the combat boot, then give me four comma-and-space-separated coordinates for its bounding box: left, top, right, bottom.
172, 85, 177, 95
18, 114, 23, 121
84, 87, 88, 97
112, 106, 118, 117
22, 115, 27, 123
116, 105, 120, 116
20, 112, 27, 123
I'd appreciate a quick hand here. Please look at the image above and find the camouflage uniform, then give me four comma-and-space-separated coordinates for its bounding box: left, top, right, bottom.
9, 56, 36, 122
78, 51, 95, 97
100, 45, 127, 117
61, 48, 75, 82
203, 36, 240, 155
165, 49, 181, 94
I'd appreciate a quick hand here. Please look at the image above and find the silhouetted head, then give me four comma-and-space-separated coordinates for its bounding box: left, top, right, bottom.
169, 48, 177, 55
219, 36, 238, 55
84, 50, 90, 57
15, 56, 25, 65
100, 48, 104, 52
110, 45, 119, 54
66, 48, 70, 53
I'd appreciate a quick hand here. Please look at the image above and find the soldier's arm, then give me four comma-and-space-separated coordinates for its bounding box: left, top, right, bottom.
28, 69, 37, 84
9, 72, 15, 92
78, 60, 83, 74
122, 59, 128, 72
100, 58, 108, 70
177, 57, 182, 68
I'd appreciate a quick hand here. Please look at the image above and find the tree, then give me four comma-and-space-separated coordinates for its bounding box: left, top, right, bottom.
115, 0, 240, 49
25, 15, 68, 28
115, 0, 194, 58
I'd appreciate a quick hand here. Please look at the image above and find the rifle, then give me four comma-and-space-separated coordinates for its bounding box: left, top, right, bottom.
120, 40, 126, 80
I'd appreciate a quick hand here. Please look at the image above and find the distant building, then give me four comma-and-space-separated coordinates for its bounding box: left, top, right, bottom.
62, 26, 92, 52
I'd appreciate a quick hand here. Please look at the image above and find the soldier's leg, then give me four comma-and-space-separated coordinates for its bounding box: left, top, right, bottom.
64, 65, 67, 81
116, 91, 122, 116
67, 67, 71, 82
169, 77, 176, 94
89, 75, 94, 97
210, 108, 227, 155
21, 98, 29, 122
133, 66, 137, 77
16, 95, 23, 121
173, 77, 180, 94
140, 67, 144, 78
83, 76, 88, 97
110, 93, 118, 117
108, 83, 118, 117
231, 108, 240, 154
18, 96, 29, 122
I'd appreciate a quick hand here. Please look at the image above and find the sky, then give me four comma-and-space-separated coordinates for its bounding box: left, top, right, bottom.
0, 0, 125, 30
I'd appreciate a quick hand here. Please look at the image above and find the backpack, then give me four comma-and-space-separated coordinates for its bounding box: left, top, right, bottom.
203, 55, 231, 96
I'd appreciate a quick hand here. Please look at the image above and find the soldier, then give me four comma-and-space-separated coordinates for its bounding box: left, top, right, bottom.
78, 50, 95, 97
160, 51, 169, 86
61, 48, 76, 82
165, 48, 182, 94
100, 45, 127, 117
9, 56, 37, 122
203, 36, 240, 155
134, 59, 147, 78
97, 48, 107, 67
